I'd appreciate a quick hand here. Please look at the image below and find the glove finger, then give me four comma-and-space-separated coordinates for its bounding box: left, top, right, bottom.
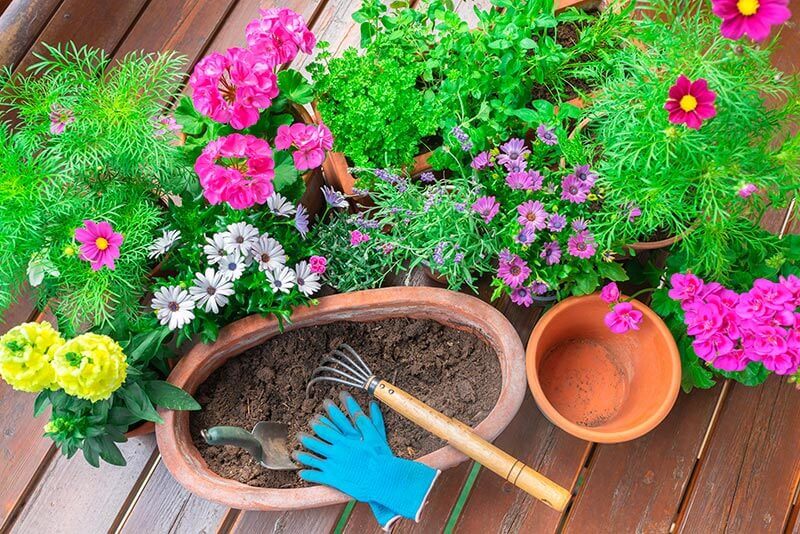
341, 392, 383, 443
368, 401, 387, 441
293, 450, 326, 470
311, 419, 345, 445
298, 433, 333, 458
340, 391, 367, 423
298, 469, 328, 486
324, 399, 358, 436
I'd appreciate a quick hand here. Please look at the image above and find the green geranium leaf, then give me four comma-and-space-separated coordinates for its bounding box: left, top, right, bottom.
597, 261, 628, 282
273, 150, 304, 200
277, 70, 314, 105
174, 96, 205, 136
143, 380, 201, 411
678, 337, 716, 393
718, 362, 769, 387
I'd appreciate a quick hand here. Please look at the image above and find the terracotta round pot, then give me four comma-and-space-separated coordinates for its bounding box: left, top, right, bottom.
156, 287, 526, 511
526, 294, 680, 443
125, 421, 155, 438
626, 233, 681, 253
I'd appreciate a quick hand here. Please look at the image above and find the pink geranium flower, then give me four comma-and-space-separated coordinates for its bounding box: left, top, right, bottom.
349, 230, 370, 247
664, 75, 717, 130
189, 47, 279, 130
274, 122, 333, 171
604, 302, 643, 334
195, 134, 275, 210
74, 220, 123, 271
245, 8, 316, 66
712, 0, 791, 41
600, 282, 620, 304
309, 255, 327, 275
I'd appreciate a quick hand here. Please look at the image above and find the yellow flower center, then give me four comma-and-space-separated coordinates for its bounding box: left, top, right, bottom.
737, 0, 759, 16
95, 237, 109, 250
679, 95, 698, 112
63, 245, 75, 257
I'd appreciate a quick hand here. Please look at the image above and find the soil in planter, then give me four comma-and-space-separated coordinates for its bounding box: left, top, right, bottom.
190, 318, 501, 489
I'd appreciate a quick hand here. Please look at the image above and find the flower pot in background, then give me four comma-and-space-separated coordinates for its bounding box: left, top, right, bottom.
526, 294, 680, 443
157, 287, 526, 511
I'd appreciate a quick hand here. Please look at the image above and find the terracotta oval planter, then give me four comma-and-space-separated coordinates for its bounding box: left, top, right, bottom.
526, 294, 680, 443
626, 233, 681, 253
156, 287, 526, 511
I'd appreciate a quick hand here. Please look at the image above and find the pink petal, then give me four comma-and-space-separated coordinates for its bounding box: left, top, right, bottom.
685, 112, 703, 130
675, 74, 691, 93
74, 228, 93, 244
720, 17, 747, 40
695, 103, 717, 120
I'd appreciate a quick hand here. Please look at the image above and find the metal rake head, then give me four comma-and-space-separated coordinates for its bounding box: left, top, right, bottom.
306, 343, 375, 395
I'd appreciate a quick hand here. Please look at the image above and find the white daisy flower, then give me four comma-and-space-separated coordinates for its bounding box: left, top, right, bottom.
148, 229, 181, 259
151, 286, 195, 330
294, 260, 321, 297
218, 252, 246, 281
203, 233, 228, 265
251, 235, 287, 272
221, 222, 259, 256
188, 268, 235, 314
266, 193, 297, 217
266, 266, 296, 294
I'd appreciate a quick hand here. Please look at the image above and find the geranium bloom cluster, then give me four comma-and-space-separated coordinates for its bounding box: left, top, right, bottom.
669, 273, 800, 374
151, 215, 324, 332
245, 8, 316, 66
600, 282, 644, 334
195, 133, 276, 210
275, 122, 334, 171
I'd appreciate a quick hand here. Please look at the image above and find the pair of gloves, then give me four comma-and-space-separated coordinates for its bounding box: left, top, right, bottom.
294, 393, 439, 531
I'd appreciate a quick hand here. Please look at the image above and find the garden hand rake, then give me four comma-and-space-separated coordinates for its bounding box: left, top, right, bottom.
307, 344, 572, 512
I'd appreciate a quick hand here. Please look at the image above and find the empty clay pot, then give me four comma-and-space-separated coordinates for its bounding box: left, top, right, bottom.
157, 287, 527, 511
526, 294, 680, 443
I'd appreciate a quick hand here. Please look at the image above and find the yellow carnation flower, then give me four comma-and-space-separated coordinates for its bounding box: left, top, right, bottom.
0, 321, 64, 393
51, 333, 127, 402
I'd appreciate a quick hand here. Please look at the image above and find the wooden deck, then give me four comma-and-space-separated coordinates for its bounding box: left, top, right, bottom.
0, 1, 798, 533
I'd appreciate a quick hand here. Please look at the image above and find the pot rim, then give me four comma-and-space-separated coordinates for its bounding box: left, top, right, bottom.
526, 294, 681, 443
156, 287, 527, 510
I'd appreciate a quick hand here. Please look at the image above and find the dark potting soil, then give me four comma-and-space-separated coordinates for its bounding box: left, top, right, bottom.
190, 318, 501, 489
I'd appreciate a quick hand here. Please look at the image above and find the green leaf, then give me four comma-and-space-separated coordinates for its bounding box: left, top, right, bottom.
277, 70, 314, 105
125, 328, 170, 364
519, 38, 537, 50
117, 383, 164, 424
597, 261, 629, 282
718, 362, 769, 387
507, 108, 539, 124
678, 337, 716, 393
272, 150, 304, 200
33, 391, 51, 417
174, 96, 205, 136
143, 380, 201, 411
97, 435, 127, 466
650, 288, 680, 318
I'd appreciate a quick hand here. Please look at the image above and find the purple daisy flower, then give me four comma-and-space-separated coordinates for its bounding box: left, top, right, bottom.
567, 231, 597, 259
322, 185, 349, 208
516, 226, 537, 245
540, 240, 562, 265
547, 213, 567, 232
527, 170, 544, 191
294, 204, 309, 238
497, 138, 530, 170
497, 254, 531, 288
472, 196, 500, 223
561, 174, 591, 204
625, 202, 642, 222
573, 165, 597, 187
506, 171, 534, 190
470, 151, 493, 170
531, 281, 550, 295
498, 248, 514, 263
510, 285, 533, 307
517, 200, 548, 230
572, 218, 588, 232
536, 124, 558, 145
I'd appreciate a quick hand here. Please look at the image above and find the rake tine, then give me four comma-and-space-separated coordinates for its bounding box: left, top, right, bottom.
338, 344, 371, 374
331, 347, 372, 377
310, 365, 369, 386
321, 354, 371, 383
306, 375, 366, 395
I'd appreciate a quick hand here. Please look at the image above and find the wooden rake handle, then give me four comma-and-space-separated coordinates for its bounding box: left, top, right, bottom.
371, 380, 571, 512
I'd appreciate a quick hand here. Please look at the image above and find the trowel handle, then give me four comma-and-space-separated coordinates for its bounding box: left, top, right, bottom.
372, 380, 571, 512
202, 426, 263, 462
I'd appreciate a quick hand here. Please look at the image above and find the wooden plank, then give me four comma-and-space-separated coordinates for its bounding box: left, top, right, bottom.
8, 435, 158, 534
294, 0, 361, 73
224, 506, 346, 534
13, 0, 148, 74
453, 299, 591, 533
675, 376, 800, 534
562, 386, 723, 534
0, 0, 62, 69
118, 458, 228, 534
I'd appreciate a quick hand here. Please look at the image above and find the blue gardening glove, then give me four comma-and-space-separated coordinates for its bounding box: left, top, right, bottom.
296, 394, 440, 524
313, 397, 400, 530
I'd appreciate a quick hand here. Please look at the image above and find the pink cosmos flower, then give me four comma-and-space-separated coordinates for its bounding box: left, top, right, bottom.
189, 47, 279, 130
349, 230, 370, 247
497, 254, 531, 289
49, 104, 74, 134
195, 134, 275, 210
600, 282, 621, 304
517, 200, 548, 230
738, 183, 758, 198
74, 220, 123, 271
567, 231, 597, 259
472, 196, 500, 223
309, 255, 327, 275
245, 8, 316, 66
275, 122, 334, 171
604, 302, 643, 334
510, 286, 534, 307
664, 75, 717, 130
712, 0, 791, 41
561, 174, 591, 204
